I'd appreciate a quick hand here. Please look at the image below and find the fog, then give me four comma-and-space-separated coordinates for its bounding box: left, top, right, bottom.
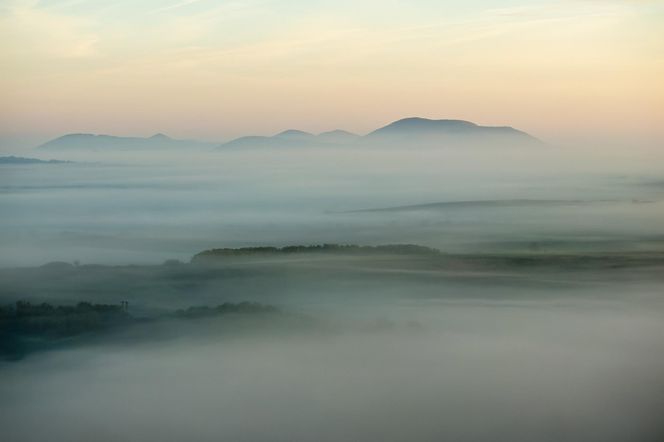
1, 144, 663, 267
2, 292, 664, 442
1, 141, 664, 441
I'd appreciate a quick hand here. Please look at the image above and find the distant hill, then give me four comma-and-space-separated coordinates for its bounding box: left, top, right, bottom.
369, 118, 489, 136
0, 156, 73, 165
218, 117, 541, 149
38, 117, 542, 151
317, 130, 360, 143
221, 129, 360, 149
37, 133, 215, 151
340, 199, 615, 213
364, 117, 542, 147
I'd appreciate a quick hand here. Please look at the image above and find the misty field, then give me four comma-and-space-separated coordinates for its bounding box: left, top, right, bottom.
1, 145, 664, 442
2, 0, 662, 439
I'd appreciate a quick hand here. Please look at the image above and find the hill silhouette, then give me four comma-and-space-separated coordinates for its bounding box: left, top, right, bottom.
218, 117, 541, 149
38, 133, 215, 151
37, 117, 541, 151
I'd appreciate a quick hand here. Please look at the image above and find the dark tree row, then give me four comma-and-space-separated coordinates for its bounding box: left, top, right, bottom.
192, 243, 440, 262
175, 302, 278, 319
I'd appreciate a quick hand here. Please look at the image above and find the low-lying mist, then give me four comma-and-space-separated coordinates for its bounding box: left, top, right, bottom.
2, 140, 664, 441
1, 144, 664, 267
2, 293, 663, 442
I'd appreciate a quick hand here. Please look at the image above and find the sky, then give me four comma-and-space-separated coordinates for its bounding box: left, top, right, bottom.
0, 0, 662, 146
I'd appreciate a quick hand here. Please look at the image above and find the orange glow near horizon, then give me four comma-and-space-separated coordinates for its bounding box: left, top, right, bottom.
1, 0, 662, 146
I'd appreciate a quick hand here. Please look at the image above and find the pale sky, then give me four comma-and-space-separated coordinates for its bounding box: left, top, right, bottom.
1, 0, 662, 145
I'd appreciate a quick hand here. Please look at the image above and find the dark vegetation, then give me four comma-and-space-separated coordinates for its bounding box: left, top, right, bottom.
0, 301, 130, 337
175, 302, 278, 318
2, 244, 663, 360
190, 244, 664, 277
1, 245, 663, 320
191, 243, 664, 269
0, 301, 279, 360
192, 243, 441, 262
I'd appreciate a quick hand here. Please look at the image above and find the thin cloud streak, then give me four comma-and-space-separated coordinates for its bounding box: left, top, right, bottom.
149, 0, 204, 15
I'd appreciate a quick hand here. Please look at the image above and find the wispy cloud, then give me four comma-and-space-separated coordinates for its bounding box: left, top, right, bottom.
484, 2, 631, 20
149, 0, 204, 15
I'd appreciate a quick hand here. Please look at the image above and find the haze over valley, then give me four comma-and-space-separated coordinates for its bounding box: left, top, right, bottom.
2, 0, 663, 440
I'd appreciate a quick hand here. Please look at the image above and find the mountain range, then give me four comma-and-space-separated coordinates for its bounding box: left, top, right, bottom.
37, 133, 215, 151
37, 118, 542, 151
220, 129, 361, 148
0, 156, 73, 165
